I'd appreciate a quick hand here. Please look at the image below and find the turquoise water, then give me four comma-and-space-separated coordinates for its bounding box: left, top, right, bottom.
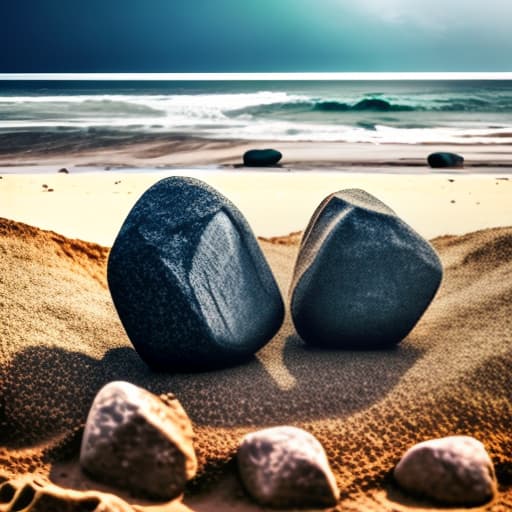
1, 80, 512, 144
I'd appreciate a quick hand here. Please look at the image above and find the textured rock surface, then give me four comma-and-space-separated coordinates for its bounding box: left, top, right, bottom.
394, 436, 497, 505
427, 152, 464, 168
290, 189, 443, 348
237, 426, 339, 508
243, 149, 282, 167
80, 381, 197, 501
108, 176, 284, 370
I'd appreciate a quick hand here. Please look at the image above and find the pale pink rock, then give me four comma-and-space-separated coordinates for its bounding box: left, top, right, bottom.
237, 426, 339, 508
394, 436, 497, 505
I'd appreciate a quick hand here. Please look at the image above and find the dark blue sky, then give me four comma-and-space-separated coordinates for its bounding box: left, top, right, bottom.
1, 0, 511, 72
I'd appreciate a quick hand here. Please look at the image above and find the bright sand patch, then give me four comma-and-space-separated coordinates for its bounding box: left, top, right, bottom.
0, 170, 511, 246
0, 209, 511, 511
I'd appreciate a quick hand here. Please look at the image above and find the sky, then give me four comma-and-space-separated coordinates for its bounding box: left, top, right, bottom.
0, 0, 511, 73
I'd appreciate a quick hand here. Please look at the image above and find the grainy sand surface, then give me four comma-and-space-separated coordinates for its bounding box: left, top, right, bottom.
0, 215, 511, 511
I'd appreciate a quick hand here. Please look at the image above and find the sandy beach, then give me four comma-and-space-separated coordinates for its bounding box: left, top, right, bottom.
0, 138, 512, 511
1, 168, 511, 247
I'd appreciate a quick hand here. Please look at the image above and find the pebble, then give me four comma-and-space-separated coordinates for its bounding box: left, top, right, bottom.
237, 426, 339, 508
394, 436, 497, 505
80, 381, 197, 501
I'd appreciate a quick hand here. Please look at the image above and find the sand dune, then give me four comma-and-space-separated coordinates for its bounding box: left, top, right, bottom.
1, 217, 511, 511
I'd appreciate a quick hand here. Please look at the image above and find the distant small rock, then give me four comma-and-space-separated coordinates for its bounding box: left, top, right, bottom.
290, 189, 443, 348
427, 152, 464, 168
108, 176, 284, 370
58, 167, 69, 174
42, 184, 48, 189
80, 381, 197, 501
238, 426, 339, 508
394, 436, 497, 506
47, 188, 54, 192
243, 149, 282, 167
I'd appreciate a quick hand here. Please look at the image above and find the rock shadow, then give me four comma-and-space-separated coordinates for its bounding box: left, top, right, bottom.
1, 330, 423, 444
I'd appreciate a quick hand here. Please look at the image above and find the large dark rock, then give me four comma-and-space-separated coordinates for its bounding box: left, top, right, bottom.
290, 189, 442, 348
80, 381, 197, 501
243, 149, 282, 167
108, 176, 284, 370
427, 152, 464, 168
238, 426, 340, 508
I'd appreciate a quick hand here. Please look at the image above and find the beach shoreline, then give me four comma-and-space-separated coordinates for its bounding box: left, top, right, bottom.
0, 133, 511, 171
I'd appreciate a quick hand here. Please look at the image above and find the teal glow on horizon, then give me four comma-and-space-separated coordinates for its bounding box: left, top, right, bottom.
0, 0, 511, 72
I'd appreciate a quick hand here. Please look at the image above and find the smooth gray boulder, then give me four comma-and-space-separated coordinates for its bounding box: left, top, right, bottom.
107, 176, 284, 370
243, 149, 282, 167
237, 426, 339, 508
427, 152, 464, 168
80, 381, 197, 501
394, 436, 497, 505
290, 189, 442, 348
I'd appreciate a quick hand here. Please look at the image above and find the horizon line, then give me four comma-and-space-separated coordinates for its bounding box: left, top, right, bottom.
1, 72, 512, 81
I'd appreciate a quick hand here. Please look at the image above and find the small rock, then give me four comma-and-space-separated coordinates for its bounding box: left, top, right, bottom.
427, 152, 464, 168
58, 167, 69, 174
80, 381, 197, 501
108, 176, 284, 370
448, 179, 455, 183
47, 188, 54, 192
394, 436, 497, 506
290, 189, 443, 348
450, 200, 456, 204
237, 426, 339, 508
243, 149, 282, 167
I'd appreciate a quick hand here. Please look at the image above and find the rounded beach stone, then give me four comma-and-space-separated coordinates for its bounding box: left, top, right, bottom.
427, 152, 464, 168
107, 176, 284, 370
237, 426, 340, 508
394, 436, 497, 505
243, 148, 282, 167
80, 381, 197, 501
290, 189, 443, 348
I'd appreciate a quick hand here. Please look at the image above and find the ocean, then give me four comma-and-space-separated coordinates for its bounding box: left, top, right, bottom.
1, 79, 512, 145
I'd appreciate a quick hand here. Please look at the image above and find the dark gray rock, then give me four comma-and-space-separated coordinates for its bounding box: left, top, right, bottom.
237, 426, 339, 508
243, 149, 282, 167
394, 436, 497, 506
427, 152, 464, 168
290, 189, 442, 348
80, 381, 197, 501
108, 176, 284, 370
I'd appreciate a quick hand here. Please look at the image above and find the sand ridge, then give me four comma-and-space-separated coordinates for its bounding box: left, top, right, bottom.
0, 217, 511, 510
